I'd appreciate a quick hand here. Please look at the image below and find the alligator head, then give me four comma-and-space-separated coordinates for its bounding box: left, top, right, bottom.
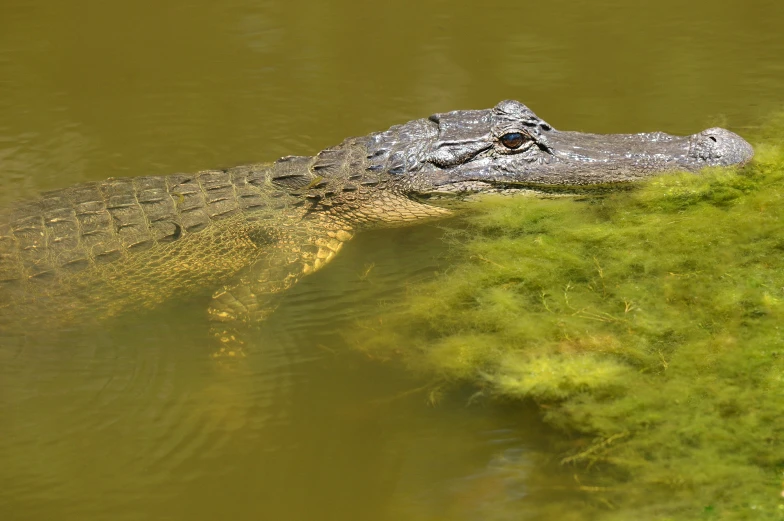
363, 100, 754, 197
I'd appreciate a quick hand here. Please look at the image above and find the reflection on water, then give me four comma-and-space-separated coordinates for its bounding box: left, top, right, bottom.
1, 0, 782, 519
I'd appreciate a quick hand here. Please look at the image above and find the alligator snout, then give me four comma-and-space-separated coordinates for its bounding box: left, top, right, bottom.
689, 127, 754, 167
369, 99, 755, 189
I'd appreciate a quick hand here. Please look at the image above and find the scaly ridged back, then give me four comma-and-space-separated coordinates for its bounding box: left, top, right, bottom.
0, 163, 300, 284
0, 156, 340, 335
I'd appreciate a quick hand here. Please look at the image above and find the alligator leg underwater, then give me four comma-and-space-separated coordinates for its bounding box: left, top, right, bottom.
204, 223, 355, 359
202, 194, 448, 359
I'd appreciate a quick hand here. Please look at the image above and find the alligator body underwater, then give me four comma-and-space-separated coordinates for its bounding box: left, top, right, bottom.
0, 100, 754, 349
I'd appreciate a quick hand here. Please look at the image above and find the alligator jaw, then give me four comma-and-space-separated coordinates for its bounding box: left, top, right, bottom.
418, 124, 755, 198
418, 180, 632, 202
529, 127, 754, 183
473, 127, 754, 188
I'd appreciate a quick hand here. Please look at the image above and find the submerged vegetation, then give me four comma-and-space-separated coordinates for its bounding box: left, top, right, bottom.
350, 118, 784, 520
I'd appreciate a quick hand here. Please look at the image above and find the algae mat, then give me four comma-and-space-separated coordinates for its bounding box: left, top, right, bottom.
351, 120, 784, 520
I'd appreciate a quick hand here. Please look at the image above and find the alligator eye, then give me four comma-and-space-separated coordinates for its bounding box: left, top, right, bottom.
500, 132, 526, 149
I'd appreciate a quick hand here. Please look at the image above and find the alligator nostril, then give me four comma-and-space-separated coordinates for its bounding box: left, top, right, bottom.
692, 128, 754, 166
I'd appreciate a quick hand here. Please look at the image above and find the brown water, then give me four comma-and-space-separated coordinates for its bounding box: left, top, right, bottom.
0, 1, 782, 520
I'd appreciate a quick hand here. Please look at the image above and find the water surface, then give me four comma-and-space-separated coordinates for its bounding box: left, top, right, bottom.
1, 1, 782, 519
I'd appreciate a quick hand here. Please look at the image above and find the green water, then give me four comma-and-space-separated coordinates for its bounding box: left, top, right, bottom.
0, 1, 782, 520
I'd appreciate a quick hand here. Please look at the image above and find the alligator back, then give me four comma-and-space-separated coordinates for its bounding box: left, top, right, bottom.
0, 162, 315, 334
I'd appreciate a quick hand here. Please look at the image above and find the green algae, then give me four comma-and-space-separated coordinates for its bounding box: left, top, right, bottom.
350, 120, 784, 520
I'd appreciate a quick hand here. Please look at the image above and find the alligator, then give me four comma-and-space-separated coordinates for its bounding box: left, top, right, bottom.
0, 100, 754, 353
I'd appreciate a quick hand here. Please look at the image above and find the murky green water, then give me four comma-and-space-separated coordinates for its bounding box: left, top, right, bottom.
1, 1, 782, 520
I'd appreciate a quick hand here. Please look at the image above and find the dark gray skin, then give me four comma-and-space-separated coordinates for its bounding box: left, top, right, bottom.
362, 99, 753, 197
0, 100, 754, 354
